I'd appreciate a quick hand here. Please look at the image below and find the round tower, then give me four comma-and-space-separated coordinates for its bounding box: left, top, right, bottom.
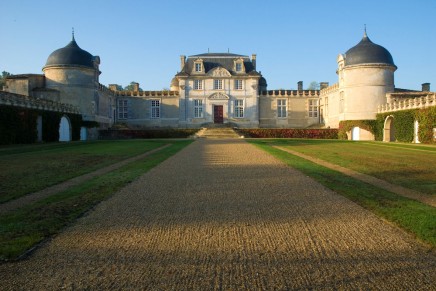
337, 31, 396, 121
42, 33, 100, 119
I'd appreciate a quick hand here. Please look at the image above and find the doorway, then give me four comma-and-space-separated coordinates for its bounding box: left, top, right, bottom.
213, 105, 223, 124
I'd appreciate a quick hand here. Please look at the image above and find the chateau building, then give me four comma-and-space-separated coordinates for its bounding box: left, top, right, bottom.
1, 31, 435, 142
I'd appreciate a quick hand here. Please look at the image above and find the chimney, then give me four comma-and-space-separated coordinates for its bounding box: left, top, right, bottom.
132, 82, 139, 92
108, 84, 118, 91
320, 82, 329, 90
422, 83, 430, 92
180, 55, 186, 70
297, 81, 303, 91
251, 54, 257, 70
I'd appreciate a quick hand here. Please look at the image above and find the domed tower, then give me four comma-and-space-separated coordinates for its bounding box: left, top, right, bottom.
170, 77, 179, 91
337, 30, 396, 121
42, 33, 101, 119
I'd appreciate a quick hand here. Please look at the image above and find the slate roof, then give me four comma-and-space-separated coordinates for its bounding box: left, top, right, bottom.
44, 36, 94, 69
179, 53, 259, 76
345, 33, 395, 67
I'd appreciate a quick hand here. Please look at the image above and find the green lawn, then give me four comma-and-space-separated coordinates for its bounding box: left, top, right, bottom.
250, 140, 436, 248
0, 140, 168, 203
253, 139, 436, 195
0, 140, 192, 260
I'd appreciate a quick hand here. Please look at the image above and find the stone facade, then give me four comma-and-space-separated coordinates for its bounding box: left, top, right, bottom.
2, 31, 435, 142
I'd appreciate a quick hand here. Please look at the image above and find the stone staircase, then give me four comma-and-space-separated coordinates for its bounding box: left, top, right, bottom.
195, 127, 241, 139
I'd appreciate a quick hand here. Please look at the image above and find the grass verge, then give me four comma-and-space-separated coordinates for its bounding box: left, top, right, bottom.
250, 141, 436, 248
251, 139, 436, 195
0, 140, 192, 261
0, 140, 167, 203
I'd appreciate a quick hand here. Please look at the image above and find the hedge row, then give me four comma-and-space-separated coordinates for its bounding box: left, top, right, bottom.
99, 129, 199, 139
237, 128, 338, 139
0, 105, 82, 144
338, 107, 436, 143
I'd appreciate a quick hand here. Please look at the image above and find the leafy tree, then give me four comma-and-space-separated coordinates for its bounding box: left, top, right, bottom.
307, 81, 320, 90
124, 81, 143, 91
0, 71, 12, 89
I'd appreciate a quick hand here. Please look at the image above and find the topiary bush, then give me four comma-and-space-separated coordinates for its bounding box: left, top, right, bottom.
237, 128, 338, 139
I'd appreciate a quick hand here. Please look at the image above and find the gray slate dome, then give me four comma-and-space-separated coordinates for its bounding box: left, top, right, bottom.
345, 33, 395, 67
259, 77, 267, 86
44, 36, 94, 69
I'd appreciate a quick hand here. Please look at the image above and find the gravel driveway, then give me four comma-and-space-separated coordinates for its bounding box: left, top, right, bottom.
1, 139, 434, 290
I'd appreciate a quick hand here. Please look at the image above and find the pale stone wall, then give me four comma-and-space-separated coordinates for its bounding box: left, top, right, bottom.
5, 75, 45, 96
259, 90, 320, 128
320, 83, 340, 128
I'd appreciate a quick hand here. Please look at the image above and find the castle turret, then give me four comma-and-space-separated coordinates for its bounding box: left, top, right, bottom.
338, 30, 397, 121
42, 33, 101, 120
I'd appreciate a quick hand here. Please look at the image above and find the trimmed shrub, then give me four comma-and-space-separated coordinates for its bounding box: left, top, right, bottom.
375, 108, 435, 143
237, 128, 338, 139
99, 129, 199, 139
0, 105, 82, 144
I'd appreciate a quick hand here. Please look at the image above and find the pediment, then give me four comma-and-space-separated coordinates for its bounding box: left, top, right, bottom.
208, 66, 231, 77
209, 92, 229, 100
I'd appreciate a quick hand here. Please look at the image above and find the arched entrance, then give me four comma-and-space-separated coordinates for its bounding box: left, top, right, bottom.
414, 120, 420, 143
80, 127, 87, 141
383, 116, 395, 142
351, 127, 360, 141
59, 115, 71, 142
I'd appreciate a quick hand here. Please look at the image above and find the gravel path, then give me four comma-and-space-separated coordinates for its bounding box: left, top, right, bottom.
1, 139, 434, 290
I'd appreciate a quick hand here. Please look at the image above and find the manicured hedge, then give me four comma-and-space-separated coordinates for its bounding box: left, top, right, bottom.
0, 105, 82, 144
99, 129, 199, 139
237, 128, 338, 139
338, 120, 377, 140
338, 107, 436, 143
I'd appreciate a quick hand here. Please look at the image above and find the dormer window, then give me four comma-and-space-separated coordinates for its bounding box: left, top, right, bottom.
195, 63, 202, 72
193, 59, 204, 74
236, 63, 242, 72
234, 59, 245, 73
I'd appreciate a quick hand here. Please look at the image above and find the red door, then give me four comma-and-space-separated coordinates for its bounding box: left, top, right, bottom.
213, 105, 223, 124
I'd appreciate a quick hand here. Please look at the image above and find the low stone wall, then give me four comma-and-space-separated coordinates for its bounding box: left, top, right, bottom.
99, 129, 199, 139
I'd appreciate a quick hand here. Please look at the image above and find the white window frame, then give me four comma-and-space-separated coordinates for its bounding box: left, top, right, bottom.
214, 79, 223, 90
277, 99, 287, 118
118, 99, 128, 119
309, 99, 319, 118
194, 79, 203, 90
235, 79, 243, 90
235, 63, 242, 72
194, 62, 202, 72
151, 100, 160, 119
234, 99, 244, 118
194, 99, 203, 118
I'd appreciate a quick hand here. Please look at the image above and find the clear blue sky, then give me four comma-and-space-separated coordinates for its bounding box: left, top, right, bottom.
1, 0, 435, 90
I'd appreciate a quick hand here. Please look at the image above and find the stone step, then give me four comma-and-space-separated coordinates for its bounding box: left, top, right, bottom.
196, 128, 241, 139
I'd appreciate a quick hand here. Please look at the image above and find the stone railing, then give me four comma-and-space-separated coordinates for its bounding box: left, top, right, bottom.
0, 91, 80, 114
260, 90, 319, 97
378, 93, 436, 113
114, 90, 179, 97
320, 83, 339, 95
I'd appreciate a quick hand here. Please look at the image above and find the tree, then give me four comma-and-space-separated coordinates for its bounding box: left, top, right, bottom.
124, 81, 143, 91
307, 81, 320, 90
0, 71, 12, 89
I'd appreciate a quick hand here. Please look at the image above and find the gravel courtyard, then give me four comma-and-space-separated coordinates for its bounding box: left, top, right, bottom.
1, 139, 434, 290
